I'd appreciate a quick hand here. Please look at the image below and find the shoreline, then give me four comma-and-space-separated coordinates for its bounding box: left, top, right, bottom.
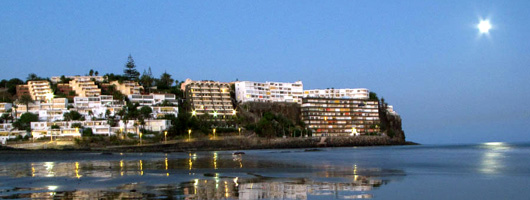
1, 136, 418, 153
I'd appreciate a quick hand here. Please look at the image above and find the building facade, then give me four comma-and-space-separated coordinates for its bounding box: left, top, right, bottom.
109, 81, 143, 95
181, 79, 235, 118
128, 93, 177, 106
69, 76, 101, 97
301, 97, 380, 137
304, 88, 369, 99
235, 81, 304, 104
16, 81, 53, 101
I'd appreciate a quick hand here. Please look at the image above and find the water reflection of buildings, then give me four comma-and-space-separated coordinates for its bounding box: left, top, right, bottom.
177, 175, 385, 200
0, 153, 402, 199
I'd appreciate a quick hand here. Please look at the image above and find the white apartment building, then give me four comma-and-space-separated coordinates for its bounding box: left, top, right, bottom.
109, 81, 143, 95
50, 75, 104, 83
73, 95, 123, 119
27, 80, 53, 101
304, 88, 370, 99
14, 98, 69, 121
151, 106, 179, 118
234, 80, 304, 104
128, 93, 177, 106
69, 77, 101, 97
0, 103, 12, 113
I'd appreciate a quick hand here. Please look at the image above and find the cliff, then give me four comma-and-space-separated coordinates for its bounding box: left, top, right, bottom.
378, 98, 406, 142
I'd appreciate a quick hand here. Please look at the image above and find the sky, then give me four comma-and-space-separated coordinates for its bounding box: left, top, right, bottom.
1, 0, 529, 144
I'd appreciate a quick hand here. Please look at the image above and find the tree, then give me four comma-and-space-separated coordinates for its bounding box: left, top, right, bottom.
124, 55, 140, 80
18, 95, 34, 113
95, 71, 99, 76
156, 72, 174, 90
139, 106, 153, 120
63, 110, 83, 121
369, 92, 379, 101
6, 78, 23, 96
1, 113, 11, 123
26, 73, 39, 81
13, 112, 39, 131
140, 67, 155, 93
89, 69, 94, 76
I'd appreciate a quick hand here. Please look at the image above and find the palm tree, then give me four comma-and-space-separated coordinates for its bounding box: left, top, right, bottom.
18, 95, 34, 113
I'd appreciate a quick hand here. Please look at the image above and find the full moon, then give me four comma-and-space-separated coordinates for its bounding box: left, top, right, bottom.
477, 20, 492, 34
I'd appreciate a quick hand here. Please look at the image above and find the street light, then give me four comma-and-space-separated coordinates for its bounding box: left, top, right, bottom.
188, 129, 191, 141
191, 110, 196, 116
213, 128, 216, 139
139, 132, 143, 145
164, 131, 167, 143
238, 127, 241, 136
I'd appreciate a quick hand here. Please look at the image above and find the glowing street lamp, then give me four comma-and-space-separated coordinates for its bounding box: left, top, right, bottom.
188, 129, 192, 141
191, 110, 196, 116
213, 128, 216, 139
238, 127, 241, 136
139, 132, 143, 145
232, 110, 236, 115
164, 131, 167, 143
213, 111, 218, 118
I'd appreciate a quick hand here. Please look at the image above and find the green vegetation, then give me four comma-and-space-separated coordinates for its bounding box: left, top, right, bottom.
12, 112, 39, 131
369, 92, 379, 101
63, 111, 84, 121
18, 94, 34, 112
123, 55, 140, 81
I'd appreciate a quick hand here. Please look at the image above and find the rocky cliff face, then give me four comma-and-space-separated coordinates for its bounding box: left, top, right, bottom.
378, 99, 406, 143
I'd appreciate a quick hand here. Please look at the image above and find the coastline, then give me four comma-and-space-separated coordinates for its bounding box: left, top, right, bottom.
1, 136, 418, 153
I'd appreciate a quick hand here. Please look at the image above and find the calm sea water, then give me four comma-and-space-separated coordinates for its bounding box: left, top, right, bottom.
0, 142, 529, 199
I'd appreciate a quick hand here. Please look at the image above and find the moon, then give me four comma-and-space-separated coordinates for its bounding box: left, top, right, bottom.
477, 19, 492, 34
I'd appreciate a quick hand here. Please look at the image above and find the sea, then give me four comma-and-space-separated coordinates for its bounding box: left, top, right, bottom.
0, 142, 529, 199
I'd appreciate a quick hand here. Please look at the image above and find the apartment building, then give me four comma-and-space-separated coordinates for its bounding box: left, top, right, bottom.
73, 95, 123, 118
0, 103, 12, 113
15, 85, 30, 98
50, 75, 104, 83
69, 76, 101, 97
151, 106, 179, 118
16, 81, 53, 101
128, 93, 177, 106
304, 88, 369, 99
234, 80, 304, 104
14, 98, 69, 121
109, 81, 143, 95
181, 79, 234, 117
301, 97, 380, 137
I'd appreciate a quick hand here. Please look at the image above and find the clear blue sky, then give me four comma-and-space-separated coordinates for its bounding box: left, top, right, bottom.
1, 0, 529, 144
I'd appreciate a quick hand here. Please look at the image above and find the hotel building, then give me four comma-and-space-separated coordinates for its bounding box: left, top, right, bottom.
69, 76, 101, 97
107, 81, 143, 95
14, 98, 69, 121
50, 75, 105, 84
304, 88, 369, 99
301, 97, 380, 137
181, 79, 234, 117
234, 80, 304, 104
16, 80, 53, 101
128, 93, 177, 106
